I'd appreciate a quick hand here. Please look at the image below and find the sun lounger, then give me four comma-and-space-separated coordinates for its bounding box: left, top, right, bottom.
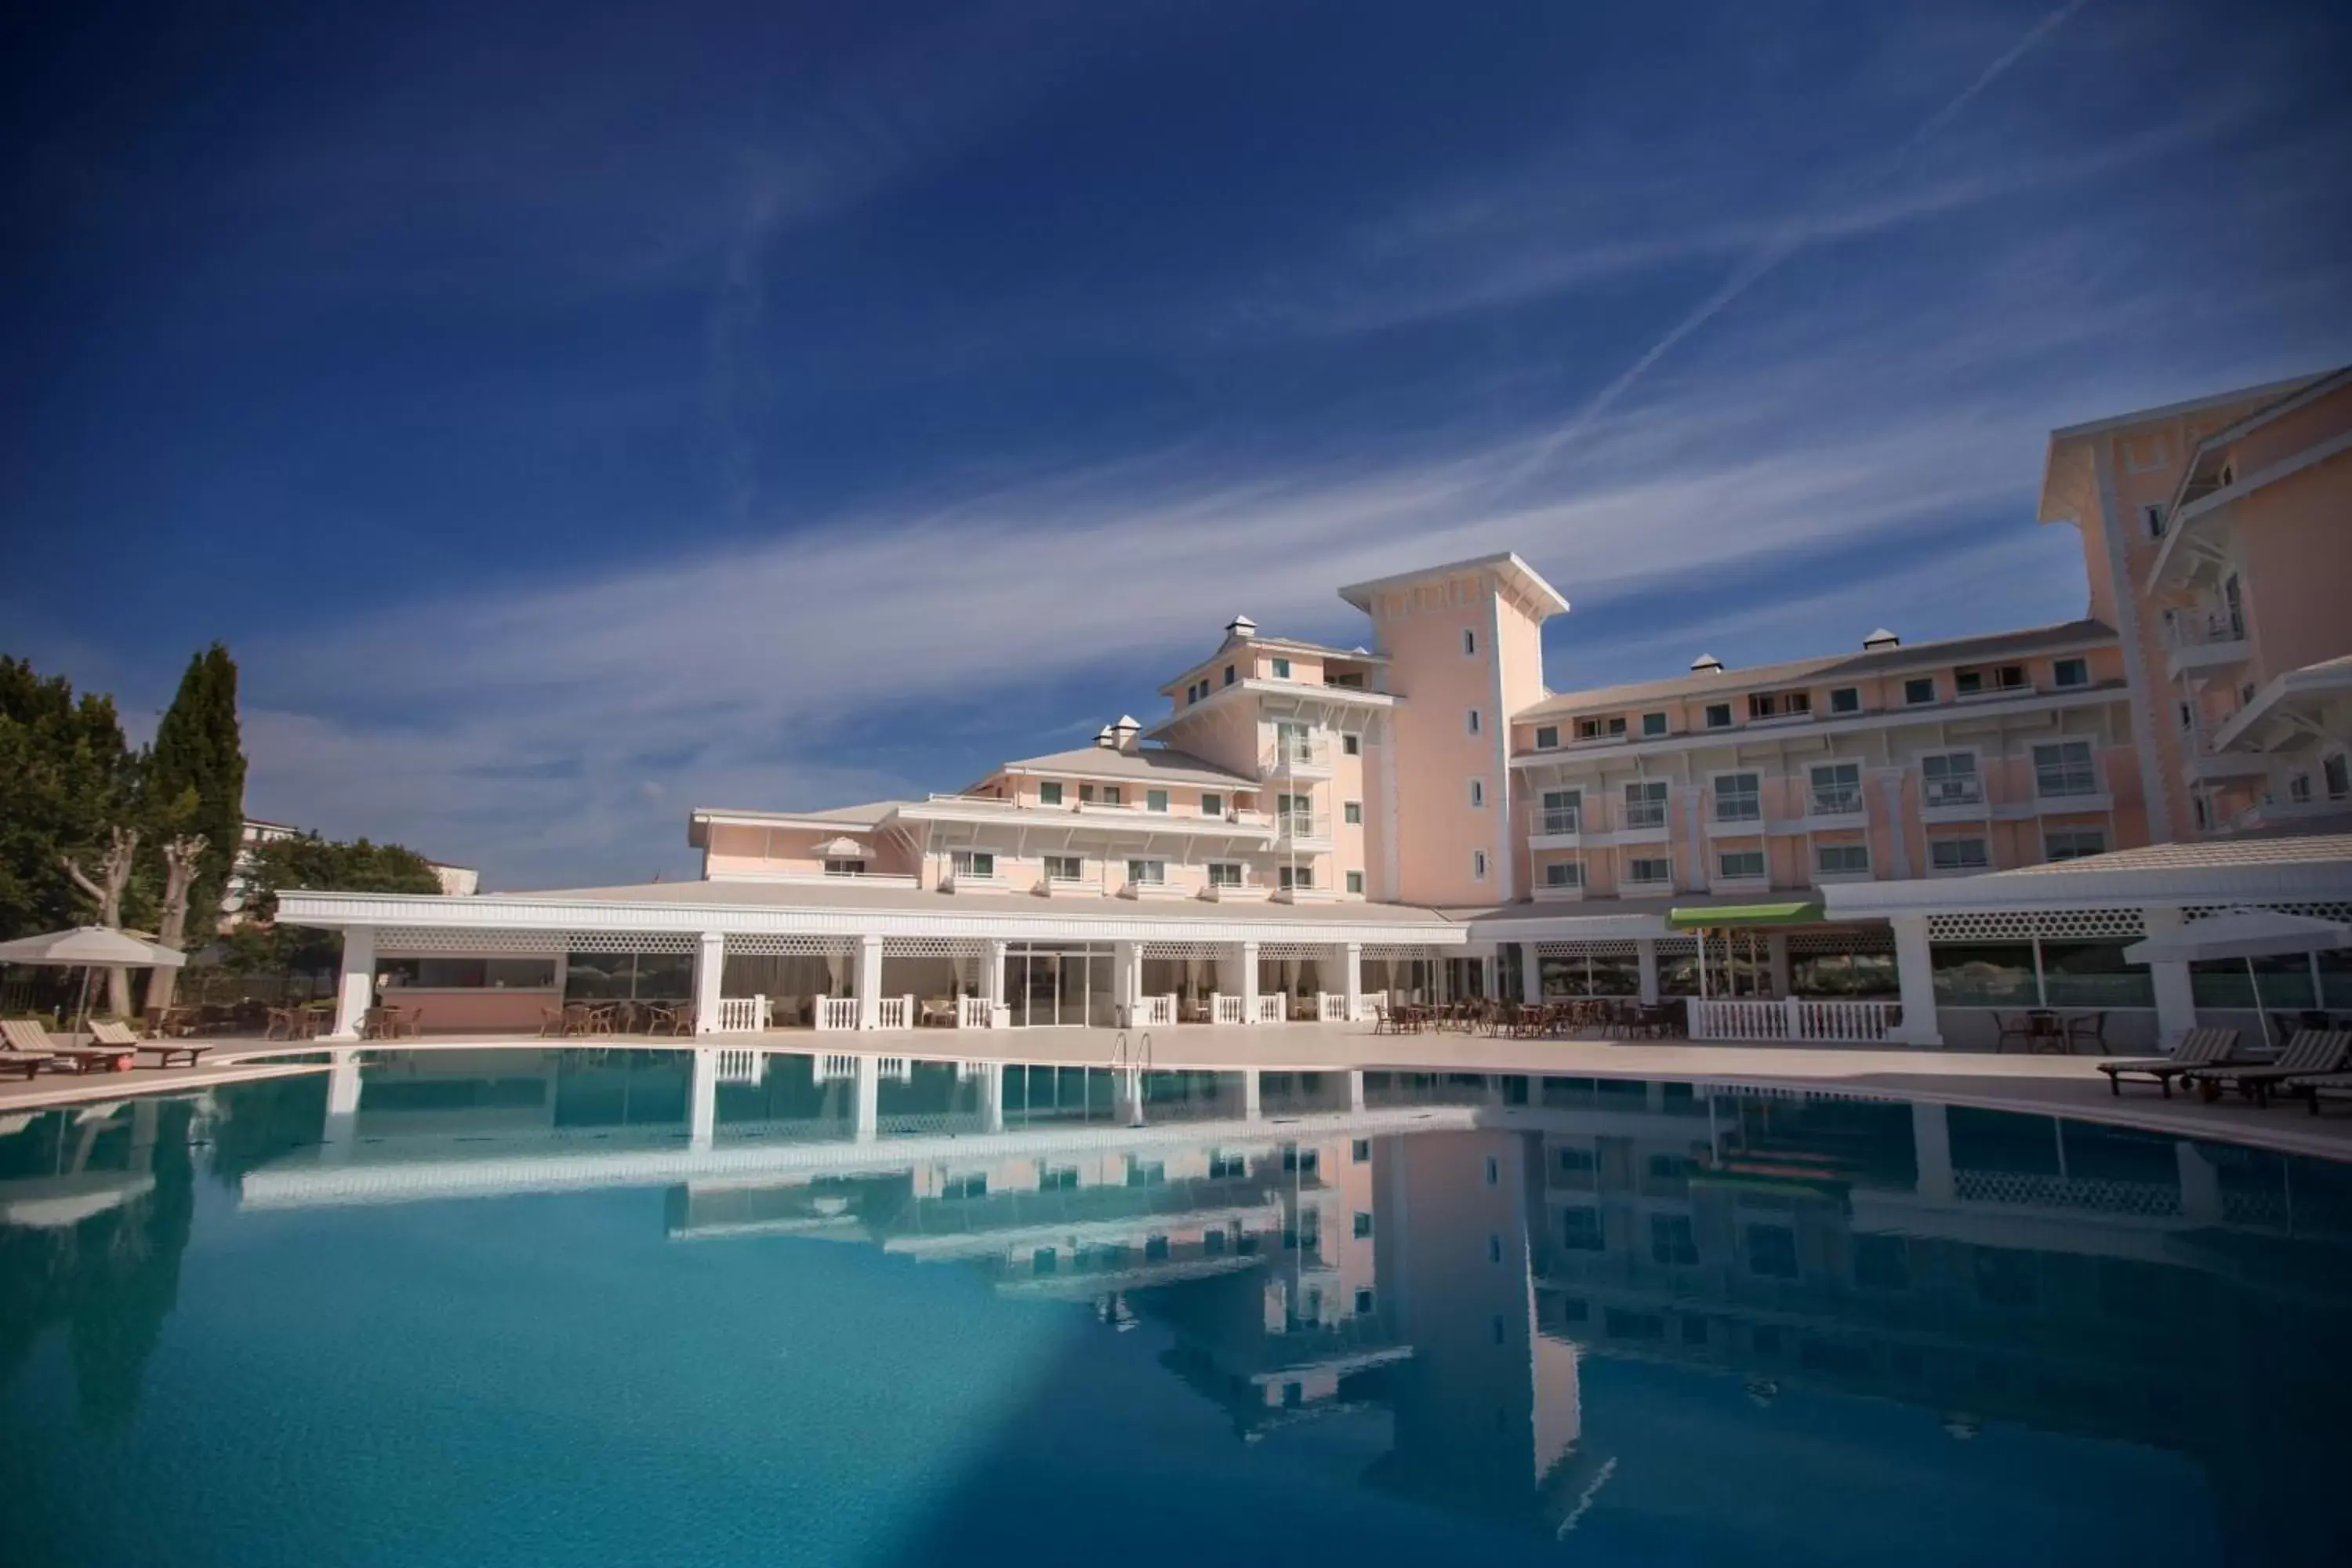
2183, 1030, 2352, 1107
2097, 1027, 2240, 1098
0, 1051, 45, 1081
88, 1018, 213, 1068
0, 1018, 132, 1074
2278, 1069, 2352, 1116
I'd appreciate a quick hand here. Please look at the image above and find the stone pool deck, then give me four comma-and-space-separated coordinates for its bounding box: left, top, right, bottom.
4, 1024, 2348, 1159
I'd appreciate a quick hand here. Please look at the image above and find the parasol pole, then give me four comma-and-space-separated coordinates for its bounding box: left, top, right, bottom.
2246, 955, 2267, 1048
71, 964, 94, 1042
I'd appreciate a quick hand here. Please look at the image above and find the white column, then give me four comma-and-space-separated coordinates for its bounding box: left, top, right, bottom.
855, 934, 885, 1029
688, 1047, 717, 1149
329, 925, 377, 1040
1911, 1101, 1954, 1202
2142, 906, 2198, 1047
2176, 1141, 2223, 1224
1348, 1069, 1366, 1113
1236, 941, 1260, 1023
1116, 940, 1142, 1024
981, 1062, 1005, 1134
692, 931, 724, 1034
1331, 942, 1363, 1021
1520, 942, 1543, 1004
1243, 1069, 1262, 1120
853, 1055, 879, 1142
322, 1049, 364, 1162
1479, 950, 1498, 1000
1766, 934, 1792, 999
1890, 915, 1943, 1047
1636, 939, 1661, 1005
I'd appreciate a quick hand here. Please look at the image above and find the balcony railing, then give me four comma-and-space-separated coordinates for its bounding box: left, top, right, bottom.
1711, 799, 1761, 825
1275, 812, 1329, 840
1922, 777, 1983, 809
1264, 736, 1331, 771
1689, 997, 1898, 1044
1808, 788, 1864, 817
1536, 807, 1582, 835
2166, 608, 2246, 649
1621, 800, 1668, 830
2034, 768, 2100, 800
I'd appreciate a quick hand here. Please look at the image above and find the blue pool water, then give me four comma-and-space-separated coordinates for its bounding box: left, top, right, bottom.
2, 1047, 2348, 1566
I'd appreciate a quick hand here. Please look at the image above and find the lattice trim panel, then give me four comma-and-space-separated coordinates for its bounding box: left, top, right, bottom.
724, 933, 858, 956
1257, 942, 1333, 958
376, 927, 691, 955
1142, 940, 1236, 958
563, 931, 700, 954
882, 936, 985, 956
2186, 902, 2352, 925
1359, 943, 1439, 959
1536, 940, 1641, 959
1783, 927, 1895, 956
1929, 909, 2146, 942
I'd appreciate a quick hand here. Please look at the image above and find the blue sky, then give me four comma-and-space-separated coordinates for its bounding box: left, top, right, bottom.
6, 0, 2349, 888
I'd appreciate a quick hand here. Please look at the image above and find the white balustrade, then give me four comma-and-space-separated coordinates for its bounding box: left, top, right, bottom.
1689, 996, 1899, 1044
1211, 993, 1246, 1025
875, 996, 913, 1031
875, 1056, 910, 1081
1254, 993, 1287, 1025
714, 1047, 764, 1083
1135, 994, 1175, 1026
814, 996, 861, 1032
957, 996, 995, 1029
1316, 992, 1348, 1022
712, 995, 771, 1033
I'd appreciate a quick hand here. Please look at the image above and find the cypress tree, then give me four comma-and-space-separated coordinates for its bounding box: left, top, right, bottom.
143, 643, 246, 926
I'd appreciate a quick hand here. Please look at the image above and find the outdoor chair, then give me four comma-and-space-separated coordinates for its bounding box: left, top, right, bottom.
2280, 1069, 2352, 1115
2097, 1027, 2239, 1098
1, 1018, 130, 1074
91, 1018, 212, 1068
2183, 1030, 2352, 1108
2063, 1011, 2109, 1053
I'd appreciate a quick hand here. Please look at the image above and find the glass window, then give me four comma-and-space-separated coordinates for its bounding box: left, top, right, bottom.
1540, 788, 1581, 833
1207, 862, 1242, 887
2040, 941, 2154, 1008
1933, 942, 2038, 1007
385, 956, 559, 990
1467, 708, 1482, 735
1809, 762, 1861, 814
1472, 849, 1489, 880
1929, 837, 1988, 871
1535, 724, 1559, 749
1576, 715, 1626, 740
1223, 664, 1235, 686
1650, 1214, 1698, 1266
1277, 865, 1314, 891
1038, 781, 1063, 805
1352, 1138, 1371, 1163
1341, 732, 1360, 756
1704, 702, 1732, 729
1920, 751, 1980, 807
1714, 771, 1760, 822
1624, 779, 1668, 827
821, 858, 866, 876
1627, 856, 1671, 885
1102, 786, 1122, 806
1750, 690, 1810, 718
1045, 855, 1083, 881
1354, 1288, 1374, 1316
1956, 669, 1984, 695
1829, 687, 1860, 713
951, 850, 995, 878
2192, 953, 2320, 1011
1345, 870, 1363, 894
1904, 677, 1936, 705
1468, 778, 1485, 808
1854, 1235, 1909, 1291
1145, 789, 1168, 813
1201, 793, 1222, 817
1642, 711, 1668, 736
2327, 753, 2351, 800
2033, 742, 2098, 797
1343, 800, 1362, 824
1462, 629, 1476, 656
1745, 1224, 1799, 1279
1271, 657, 1291, 679
1079, 783, 1096, 803
1816, 842, 1870, 876
2053, 657, 2089, 688
2044, 828, 2107, 861
1719, 849, 1766, 880
1544, 861, 1581, 887
1125, 859, 1165, 885
1561, 1207, 1605, 1251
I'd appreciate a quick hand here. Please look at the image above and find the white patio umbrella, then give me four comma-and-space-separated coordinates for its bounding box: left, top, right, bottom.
2122, 908, 2351, 1043
0, 924, 187, 1039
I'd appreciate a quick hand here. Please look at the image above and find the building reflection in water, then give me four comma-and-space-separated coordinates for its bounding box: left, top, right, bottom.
5, 1045, 2350, 1557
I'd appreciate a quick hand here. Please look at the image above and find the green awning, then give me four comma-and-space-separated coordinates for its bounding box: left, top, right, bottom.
1665, 899, 1824, 930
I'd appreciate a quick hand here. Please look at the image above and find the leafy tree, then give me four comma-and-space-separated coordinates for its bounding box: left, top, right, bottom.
142, 643, 245, 924
0, 657, 140, 942
223, 833, 444, 976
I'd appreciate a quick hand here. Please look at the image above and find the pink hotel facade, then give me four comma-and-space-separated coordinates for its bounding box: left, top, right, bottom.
282, 370, 2352, 1050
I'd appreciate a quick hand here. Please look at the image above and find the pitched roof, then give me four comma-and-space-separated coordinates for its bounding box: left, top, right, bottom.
1337, 551, 1570, 617
991, 744, 1259, 788
1517, 619, 2115, 720
1991, 832, 2352, 876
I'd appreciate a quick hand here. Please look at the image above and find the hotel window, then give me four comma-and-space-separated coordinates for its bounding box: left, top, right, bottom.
1466, 707, 1482, 735
1576, 715, 1626, 740
1102, 786, 1123, 806
1355, 1289, 1375, 1316
1539, 788, 1580, 833
1704, 702, 1732, 729
1223, 664, 1236, 686
1749, 690, 1809, 719
1463, 629, 1477, 656
1829, 686, 1860, 714
1145, 789, 1168, 813
1535, 724, 1559, 749
1713, 771, 1761, 822
1486, 1155, 1501, 1186
1904, 677, 1936, 705
1544, 861, 1582, 888
2178, 701, 2194, 731
1038, 782, 1063, 806
1930, 838, 1989, 871
1718, 849, 1766, 881
1207, 862, 1243, 887
1354, 1210, 1374, 1239
1920, 751, 1980, 807
1352, 1138, 1370, 1163
1271, 656, 1292, 679
1809, 761, 1862, 815
1341, 799, 1362, 825
1079, 783, 1096, 803
2326, 753, 2350, 800
1341, 732, 1360, 756
1044, 855, 1083, 882
2032, 740, 2098, 797
822, 858, 866, 877
1958, 664, 2027, 695
1468, 778, 1485, 808
1472, 849, 1489, 880
2289, 773, 2313, 803
1624, 779, 1668, 828
1560, 1207, 1604, 1250
1642, 711, 1668, 737
2053, 657, 2089, 688
1816, 842, 1870, 876
1651, 1214, 1699, 1267
1201, 793, 1223, 817
1627, 855, 1671, 885
1745, 1225, 1798, 1279
2143, 503, 2167, 539
951, 850, 994, 878
1488, 1232, 1504, 1265
2044, 828, 2107, 862
1345, 870, 1363, 894
1126, 858, 1166, 885
1279, 865, 1315, 891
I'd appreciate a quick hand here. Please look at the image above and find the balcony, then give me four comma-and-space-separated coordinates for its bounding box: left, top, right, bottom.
1918, 776, 1985, 824
1117, 877, 1189, 902
2163, 608, 2249, 681
942, 866, 1006, 894
1262, 736, 1334, 779
1799, 787, 1869, 832
1200, 878, 1273, 902
1529, 806, 1583, 849
1703, 802, 1763, 839
1274, 812, 1332, 849
1531, 877, 1585, 902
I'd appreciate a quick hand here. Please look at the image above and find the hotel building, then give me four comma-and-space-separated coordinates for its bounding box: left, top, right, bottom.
280, 369, 2352, 1052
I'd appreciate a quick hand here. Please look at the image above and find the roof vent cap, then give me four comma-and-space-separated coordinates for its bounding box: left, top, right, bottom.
1225, 614, 1258, 640
1110, 714, 1142, 752
1862, 628, 1901, 651
1690, 653, 1725, 673
1094, 726, 1116, 748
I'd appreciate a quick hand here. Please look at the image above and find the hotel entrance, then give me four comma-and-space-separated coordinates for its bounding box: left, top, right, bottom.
1001, 942, 1118, 1028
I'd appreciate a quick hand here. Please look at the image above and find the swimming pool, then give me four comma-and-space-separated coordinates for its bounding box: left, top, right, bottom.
2, 1047, 2347, 1566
